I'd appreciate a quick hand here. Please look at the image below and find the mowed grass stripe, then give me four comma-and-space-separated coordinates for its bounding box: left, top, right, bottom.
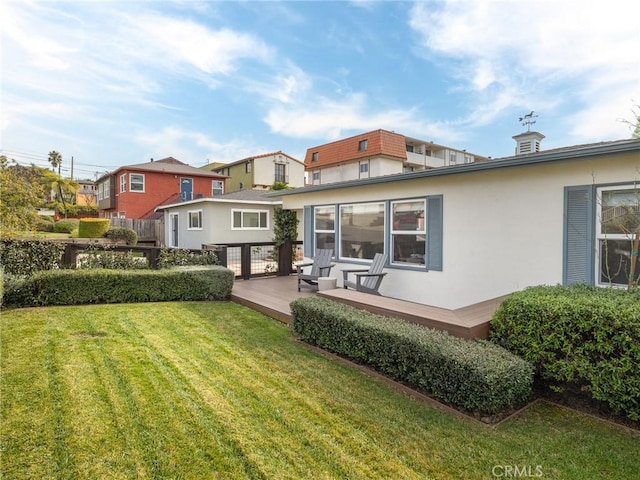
2, 302, 639, 480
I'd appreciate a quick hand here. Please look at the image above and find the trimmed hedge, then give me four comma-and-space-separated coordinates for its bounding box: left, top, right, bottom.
53, 219, 79, 233
78, 218, 111, 238
2, 266, 234, 308
104, 227, 138, 245
489, 284, 640, 421
290, 296, 533, 416
0, 239, 66, 275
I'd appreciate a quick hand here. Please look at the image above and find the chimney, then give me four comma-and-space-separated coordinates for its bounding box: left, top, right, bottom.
150, 158, 154, 162
512, 131, 545, 155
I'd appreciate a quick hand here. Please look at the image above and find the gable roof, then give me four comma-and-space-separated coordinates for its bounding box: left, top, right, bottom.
155, 188, 282, 211
99, 157, 226, 181
276, 138, 640, 195
304, 129, 407, 168
202, 151, 304, 172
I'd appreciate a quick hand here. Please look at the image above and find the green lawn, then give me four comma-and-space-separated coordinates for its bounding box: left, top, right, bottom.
1, 302, 638, 479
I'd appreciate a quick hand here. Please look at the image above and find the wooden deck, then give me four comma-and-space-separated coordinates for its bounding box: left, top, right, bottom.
230, 275, 505, 339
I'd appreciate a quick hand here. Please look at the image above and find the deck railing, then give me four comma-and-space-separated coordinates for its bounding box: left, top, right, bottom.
61, 240, 303, 279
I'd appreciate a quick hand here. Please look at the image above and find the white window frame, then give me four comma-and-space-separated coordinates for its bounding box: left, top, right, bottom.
188, 210, 203, 230
314, 205, 335, 252
130, 173, 145, 192
212, 180, 224, 196
359, 161, 369, 176
338, 201, 386, 261
120, 174, 126, 193
390, 199, 426, 267
595, 184, 640, 287
231, 209, 269, 230
312, 171, 320, 183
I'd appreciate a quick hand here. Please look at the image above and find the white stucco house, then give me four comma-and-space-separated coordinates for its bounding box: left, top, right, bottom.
275, 137, 640, 310
155, 189, 285, 249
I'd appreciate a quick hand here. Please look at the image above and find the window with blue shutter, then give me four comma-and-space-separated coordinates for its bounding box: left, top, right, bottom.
563, 185, 595, 285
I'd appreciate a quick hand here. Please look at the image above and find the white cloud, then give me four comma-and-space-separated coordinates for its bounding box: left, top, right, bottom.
409, 0, 640, 142
135, 126, 266, 165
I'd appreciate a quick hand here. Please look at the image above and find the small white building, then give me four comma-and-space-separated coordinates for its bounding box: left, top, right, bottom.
155, 190, 284, 249
278, 137, 640, 310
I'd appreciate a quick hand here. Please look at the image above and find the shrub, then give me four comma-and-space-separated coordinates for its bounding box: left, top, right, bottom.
489, 284, 640, 421
0, 239, 66, 275
157, 248, 219, 268
35, 217, 54, 232
104, 227, 138, 245
53, 219, 79, 233
2, 267, 234, 308
77, 244, 148, 270
290, 297, 533, 416
78, 218, 110, 238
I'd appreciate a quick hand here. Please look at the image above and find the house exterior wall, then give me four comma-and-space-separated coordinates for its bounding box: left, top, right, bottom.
101, 170, 225, 219
253, 154, 306, 188
283, 151, 639, 309
310, 156, 402, 185
222, 162, 254, 193
162, 201, 278, 249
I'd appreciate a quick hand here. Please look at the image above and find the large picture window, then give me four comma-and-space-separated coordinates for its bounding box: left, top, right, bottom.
339, 202, 385, 260
188, 210, 202, 230
232, 209, 268, 229
130, 173, 145, 192
314, 205, 335, 251
391, 200, 426, 266
596, 185, 640, 288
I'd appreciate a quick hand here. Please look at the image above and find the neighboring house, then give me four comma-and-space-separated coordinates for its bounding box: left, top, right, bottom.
276, 137, 640, 310
155, 189, 288, 249
75, 179, 97, 207
97, 157, 227, 219
305, 129, 488, 185
201, 151, 305, 192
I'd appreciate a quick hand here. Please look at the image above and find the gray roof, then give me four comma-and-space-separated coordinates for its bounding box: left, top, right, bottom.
272, 138, 640, 196
216, 189, 281, 202
101, 157, 226, 180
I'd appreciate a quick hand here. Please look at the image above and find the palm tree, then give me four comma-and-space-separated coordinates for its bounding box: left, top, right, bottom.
48, 151, 63, 175
41, 170, 79, 219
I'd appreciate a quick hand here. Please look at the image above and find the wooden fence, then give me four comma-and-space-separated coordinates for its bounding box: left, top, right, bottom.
110, 218, 163, 245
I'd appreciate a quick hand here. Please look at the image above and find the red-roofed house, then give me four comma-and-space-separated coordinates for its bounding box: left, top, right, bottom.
97, 157, 227, 219
305, 129, 488, 185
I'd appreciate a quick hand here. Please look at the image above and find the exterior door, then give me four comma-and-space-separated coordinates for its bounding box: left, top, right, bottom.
169, 213, 179, 247
180, 178, 193, 201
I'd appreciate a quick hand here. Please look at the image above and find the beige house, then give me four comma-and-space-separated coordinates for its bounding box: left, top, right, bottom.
202, 151, 305, 193
278, 137, 640, 310
305, 129, 488, 185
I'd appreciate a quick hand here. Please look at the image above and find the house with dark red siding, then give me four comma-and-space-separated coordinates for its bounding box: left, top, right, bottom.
97, 157, 227, 219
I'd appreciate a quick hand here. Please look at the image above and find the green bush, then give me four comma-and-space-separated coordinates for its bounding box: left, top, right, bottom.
78, 218, 110, 238
35, 217, 54, 232
290, 297, 533, 416
104, 227, 138, 245
489, 284, 640, 421
0, 239, 66, 275
53, 219, 79, 233
2, 267, 234, 308
77, 244, 148, 270
158, 248, 219, 268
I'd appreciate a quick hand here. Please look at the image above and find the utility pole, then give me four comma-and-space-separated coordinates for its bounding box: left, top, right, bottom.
71, 156, 74, 179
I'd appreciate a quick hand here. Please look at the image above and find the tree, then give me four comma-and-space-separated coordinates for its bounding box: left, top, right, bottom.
619, 103, 640, 139
48, 150, 63, 175
40, 170, 79, 219
0, 156, 46, 234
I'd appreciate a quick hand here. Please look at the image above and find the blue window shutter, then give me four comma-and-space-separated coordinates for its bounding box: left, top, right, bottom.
303, 205, 314, 257
426, 195, 443, 271
563, 185, 595, 285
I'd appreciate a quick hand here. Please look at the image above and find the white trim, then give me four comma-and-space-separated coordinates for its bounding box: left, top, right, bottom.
155, 197, 282, 211
120, 173, 126, 193
130, 173, 145, 193
187, 209, 203, 230
231, 208, 269, 230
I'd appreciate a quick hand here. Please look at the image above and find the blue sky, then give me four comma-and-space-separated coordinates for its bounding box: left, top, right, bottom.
2, 0, 639, 181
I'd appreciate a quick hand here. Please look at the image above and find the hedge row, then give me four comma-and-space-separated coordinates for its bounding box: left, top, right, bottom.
290, 296, 533, 416
2, 267, 234, 308
0, 239, 66, 275
490, 284, 640, 421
